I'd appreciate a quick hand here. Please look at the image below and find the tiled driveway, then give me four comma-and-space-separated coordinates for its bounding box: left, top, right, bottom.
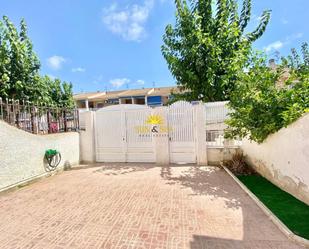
0, 164, 304, 249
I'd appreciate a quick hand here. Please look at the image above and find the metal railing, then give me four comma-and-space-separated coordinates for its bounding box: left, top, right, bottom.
206, 130, 242, 148
0, 98, 79, 134
204, 101, 242, 148
79, 111, 87, 130
205, 101, 230, 124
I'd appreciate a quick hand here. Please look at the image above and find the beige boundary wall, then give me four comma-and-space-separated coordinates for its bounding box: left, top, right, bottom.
241, 114, 309, 205
0, 121, 80, 190
207, 147, 239, 166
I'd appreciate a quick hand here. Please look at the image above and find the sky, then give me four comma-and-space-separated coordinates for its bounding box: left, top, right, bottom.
0, 0, 308, 93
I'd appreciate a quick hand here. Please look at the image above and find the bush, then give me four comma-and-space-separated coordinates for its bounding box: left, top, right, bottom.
226, 47, 309, 143
223, 151, 255, 175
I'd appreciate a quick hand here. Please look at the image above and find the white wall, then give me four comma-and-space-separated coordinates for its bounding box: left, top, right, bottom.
79, 111, 96, 163
207, 147, 239, 166
0, 121, 80, 190
242, 114, 309, 205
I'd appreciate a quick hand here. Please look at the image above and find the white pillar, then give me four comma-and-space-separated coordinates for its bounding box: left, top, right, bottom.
85, 99, 89, 110
80, 111, 96, 163
153, 107, 170, 165
194, 104, 208, 165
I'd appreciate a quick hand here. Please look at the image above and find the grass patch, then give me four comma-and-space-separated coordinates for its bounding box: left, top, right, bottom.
238, 175, 309, 240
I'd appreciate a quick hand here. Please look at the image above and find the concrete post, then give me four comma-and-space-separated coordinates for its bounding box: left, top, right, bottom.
152, 107, 170, 165
223, 139, 234, 161
80, 111, 96, 163
194, 104, 208, 165
85, 99, 89, 110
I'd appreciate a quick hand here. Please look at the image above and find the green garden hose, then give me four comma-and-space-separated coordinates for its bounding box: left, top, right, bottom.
45, 149, 61, 169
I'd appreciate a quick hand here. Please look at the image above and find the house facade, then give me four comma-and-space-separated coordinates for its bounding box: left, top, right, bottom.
74, 86, 180, 110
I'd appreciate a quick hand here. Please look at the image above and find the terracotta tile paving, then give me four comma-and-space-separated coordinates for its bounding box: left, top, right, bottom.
0, 164, 304, 249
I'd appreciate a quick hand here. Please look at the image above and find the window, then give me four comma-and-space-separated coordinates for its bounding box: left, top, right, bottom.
106, 99, 119, 105
135, 98, 145, 105
89, 102, 94, 108
147, 96, 162, 106
124, 98, 132, 104
78, 101, 86, 108
96, 102, 104, 108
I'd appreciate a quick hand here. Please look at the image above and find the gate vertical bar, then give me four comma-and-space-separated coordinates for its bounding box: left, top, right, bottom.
194, 103, 208, 165
122, 108, 127, 163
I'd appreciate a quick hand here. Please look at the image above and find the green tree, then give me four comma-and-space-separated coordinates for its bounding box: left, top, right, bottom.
0, 16, 41, 101
61, 81, 74, 108
41, 76, 74, 108
226, 47, 309, 143
0, 20, 10, 97
283, 42, 309, 78
162, 0, 271, 102
0, 16, 75, 108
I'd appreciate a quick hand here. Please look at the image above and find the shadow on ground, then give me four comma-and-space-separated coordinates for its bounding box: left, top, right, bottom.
189, 235, 297, 249
160, 165, 241, 209
159, 165, 304, 249
68, 163, 304, 248
93, 163, 156, 175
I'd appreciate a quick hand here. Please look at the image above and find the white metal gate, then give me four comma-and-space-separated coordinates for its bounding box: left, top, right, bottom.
95, 102, 198, 164
168, 101, 196, 164
125, 107, 155, 162
95, 105, 155, 163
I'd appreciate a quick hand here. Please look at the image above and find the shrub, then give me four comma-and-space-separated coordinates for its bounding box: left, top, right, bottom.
226, 46, 309, 143
223, 151, 255, 175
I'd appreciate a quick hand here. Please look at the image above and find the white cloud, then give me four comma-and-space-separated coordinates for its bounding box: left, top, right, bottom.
72, 67, 86, 73
109, 78, 146, 88
47, 74, 56, 80
288, 32, 303, 40
264, 41, 284, 53
102, 1, 154, 41
136, 79, 145, 85
93, 75, 104, 85
47, 56, 66, 70
110, 78, 131, 88
264, 33, 304, 53
281, 18, 288, 25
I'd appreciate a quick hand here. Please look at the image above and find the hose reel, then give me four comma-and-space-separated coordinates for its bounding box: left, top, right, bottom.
45, 149, 61, 170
